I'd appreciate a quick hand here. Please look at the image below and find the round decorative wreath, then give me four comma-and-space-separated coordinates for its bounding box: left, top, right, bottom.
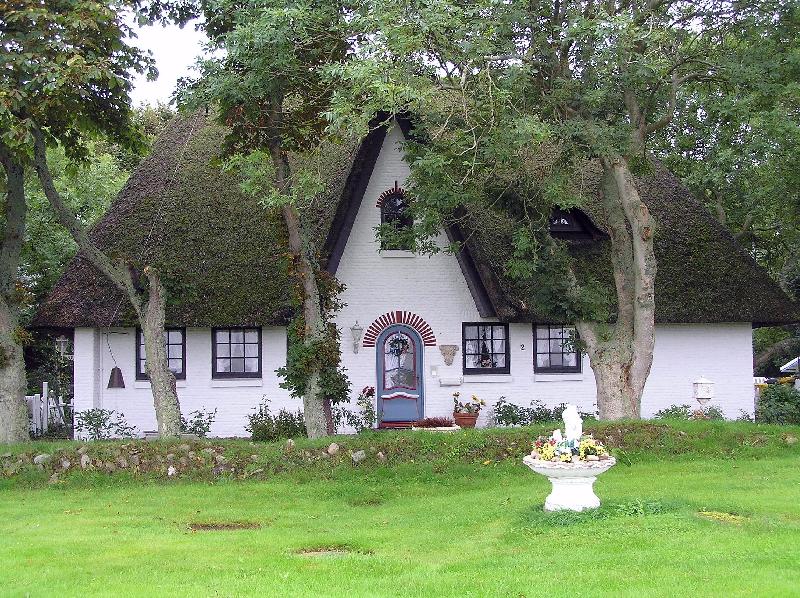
388, 334, 410, 357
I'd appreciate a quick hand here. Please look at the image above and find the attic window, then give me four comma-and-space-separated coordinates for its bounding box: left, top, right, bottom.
380, 191, 413, 250
549, 208, 584, 233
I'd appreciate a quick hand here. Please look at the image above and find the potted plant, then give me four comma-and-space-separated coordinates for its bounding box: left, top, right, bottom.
452, 392, 485, 428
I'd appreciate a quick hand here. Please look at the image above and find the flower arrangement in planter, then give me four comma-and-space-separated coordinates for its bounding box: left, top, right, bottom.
452, 392, 485, 428
531, 432, 610, 463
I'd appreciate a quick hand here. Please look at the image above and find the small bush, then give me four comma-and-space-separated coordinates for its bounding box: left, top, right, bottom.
333, 386, 376, 432
74, 409, 137, 440
491, 398, 594, 427
756, 384, 800, 424
246, 399, 306, 441
180, 408, 217, 438
654, 404, 725, 421
414, 417, 455, 428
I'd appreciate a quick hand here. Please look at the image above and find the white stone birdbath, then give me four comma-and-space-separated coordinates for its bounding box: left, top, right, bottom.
522, 455, 616, 512
522, 403, 616, 512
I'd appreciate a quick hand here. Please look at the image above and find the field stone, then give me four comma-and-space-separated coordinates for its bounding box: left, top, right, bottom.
285, 438, 295, 452
351, 450, 366, 465
33, 454, 51, 465
48, 473, 59, 484
202, 448, 216, 455
250, 455, 259, 462
377, 452, 387, 463
187, 451, 196, 459
166, 453, 175, 462
167, 466, 177, 477
77, 446, 88, 455
214, 454, 226, 464
80, 454, 91, 469
117, 457, 128, 469
129, 454, 140, 466
179, 444, 191, 452
61, 459, 71, 470
786, 435, 798, 445
327, 443, 340, 456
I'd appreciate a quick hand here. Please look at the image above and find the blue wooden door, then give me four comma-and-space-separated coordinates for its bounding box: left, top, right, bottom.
377, 325, 424, 423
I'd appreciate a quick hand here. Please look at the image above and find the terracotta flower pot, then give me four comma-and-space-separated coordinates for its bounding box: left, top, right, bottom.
453, 412, 478, 428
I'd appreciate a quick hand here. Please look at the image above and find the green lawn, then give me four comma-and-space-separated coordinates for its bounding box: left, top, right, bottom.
2, 426, 800, 597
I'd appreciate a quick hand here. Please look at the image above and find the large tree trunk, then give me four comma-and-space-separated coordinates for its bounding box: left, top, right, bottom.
0, 144, 29, 443
577, 157, 656, 419
270, 142, 330, 439
31, 130, 182, 438
139, 267, 181, 437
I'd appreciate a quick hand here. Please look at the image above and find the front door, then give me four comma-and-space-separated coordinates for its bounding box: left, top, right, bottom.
377, 325, 424, 423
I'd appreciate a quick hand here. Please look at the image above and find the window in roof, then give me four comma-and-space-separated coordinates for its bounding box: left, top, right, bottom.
462, 323, 510, 374
549, 208, 585, 233
136, 328, 186, 381
212, 327, 262, 378
534, 325, 581, 373
380, 192, 413, 250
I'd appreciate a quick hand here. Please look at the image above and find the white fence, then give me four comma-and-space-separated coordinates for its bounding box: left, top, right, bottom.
26, 382, 69, 436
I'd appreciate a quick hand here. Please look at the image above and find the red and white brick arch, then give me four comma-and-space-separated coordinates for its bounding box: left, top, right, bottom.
375, 181, 407, 208
362, 311, 437, 347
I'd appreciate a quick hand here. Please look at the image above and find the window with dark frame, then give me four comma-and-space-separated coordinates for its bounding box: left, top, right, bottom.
212, 328, 262, 378
534, 325, 581, 373
462, 323, 510, 374
380, 192, 413, 250
136, 328, 186, 381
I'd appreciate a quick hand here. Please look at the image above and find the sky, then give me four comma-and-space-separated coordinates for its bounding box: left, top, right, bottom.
128, 20, 208, 107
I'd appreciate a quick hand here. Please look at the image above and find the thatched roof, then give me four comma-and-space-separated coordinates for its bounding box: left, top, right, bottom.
35, 114, 799, 328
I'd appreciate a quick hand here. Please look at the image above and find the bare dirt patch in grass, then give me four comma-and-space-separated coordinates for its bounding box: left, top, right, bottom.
296, 545, 371, 557
188, 521, 261, 531
697, 510, 748, 525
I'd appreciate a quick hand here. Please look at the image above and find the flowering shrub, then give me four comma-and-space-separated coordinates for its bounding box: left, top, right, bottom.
453, 392, 485, 414
532, 433, 609, 462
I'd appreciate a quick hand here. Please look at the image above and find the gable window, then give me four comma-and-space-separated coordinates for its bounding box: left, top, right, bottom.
534, 325, 581, 373
136, 328, 186, 381
380, 192, 413, 250
462, 323, 510, 374
212, 328, 262, 378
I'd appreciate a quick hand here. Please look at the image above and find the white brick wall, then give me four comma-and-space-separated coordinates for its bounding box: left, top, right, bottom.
70, 121, 756, 436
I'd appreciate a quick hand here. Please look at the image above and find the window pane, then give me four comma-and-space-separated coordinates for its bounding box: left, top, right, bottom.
564, 352, 577, 367
216, 330, 229, 343
465, 339, 479, 355
231, 330, 244, 343
550, 353, 563, 366
492, 325, 506, 340
139, 360, 147, 374
536, 326, 549, 339
244, 329, 259, 343
168, 330, 182, 344
550, 339, 563, 353
536, 354, 550, 368
231, 343, 244, 357
494, 354, 506, 368
245, 344, 259, 357
169, 358, 182, 373
230, 358, 245, 372
492, 339, 506, 353
168, 344, 182, 358
245, 357, 259, 372
216, 358, 230, 372
464, 325, 478, 340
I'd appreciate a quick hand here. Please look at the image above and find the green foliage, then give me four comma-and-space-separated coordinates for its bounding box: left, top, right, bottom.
74, 409, 136, 440
246, 399, 306, 442
180, 408, 217, 438
491, 397, 595, 427
333, 386, 377, 432
654, 405, 725, 421
756, 385, 800, 425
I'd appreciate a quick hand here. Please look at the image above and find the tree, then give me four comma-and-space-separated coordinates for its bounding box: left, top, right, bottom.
1, 0, 183, 439
327, 0, 790, 418
176, 0, 352, 437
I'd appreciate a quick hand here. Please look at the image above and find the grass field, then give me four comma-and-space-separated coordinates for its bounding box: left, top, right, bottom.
2, 423, 800, 597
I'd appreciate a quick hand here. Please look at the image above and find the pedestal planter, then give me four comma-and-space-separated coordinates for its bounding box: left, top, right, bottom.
453, 413, 478, 428
522, 455, 616, 512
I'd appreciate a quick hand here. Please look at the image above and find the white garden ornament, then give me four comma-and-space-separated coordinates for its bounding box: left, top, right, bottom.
523, 404, 616, 512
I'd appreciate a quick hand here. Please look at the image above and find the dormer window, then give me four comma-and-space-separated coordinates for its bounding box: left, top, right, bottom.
379, 185, 413, 250
548, 208, 604, 241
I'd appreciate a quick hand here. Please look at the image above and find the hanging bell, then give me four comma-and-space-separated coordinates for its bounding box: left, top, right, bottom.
107, 366, 125, 389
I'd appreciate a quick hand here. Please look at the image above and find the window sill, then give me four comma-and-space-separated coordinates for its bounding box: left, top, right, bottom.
461, 374, 513, 383
210, 378, 263, 387
134, 380, 188, 389
534, 373, 584, 382
379, 250, 415, 258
